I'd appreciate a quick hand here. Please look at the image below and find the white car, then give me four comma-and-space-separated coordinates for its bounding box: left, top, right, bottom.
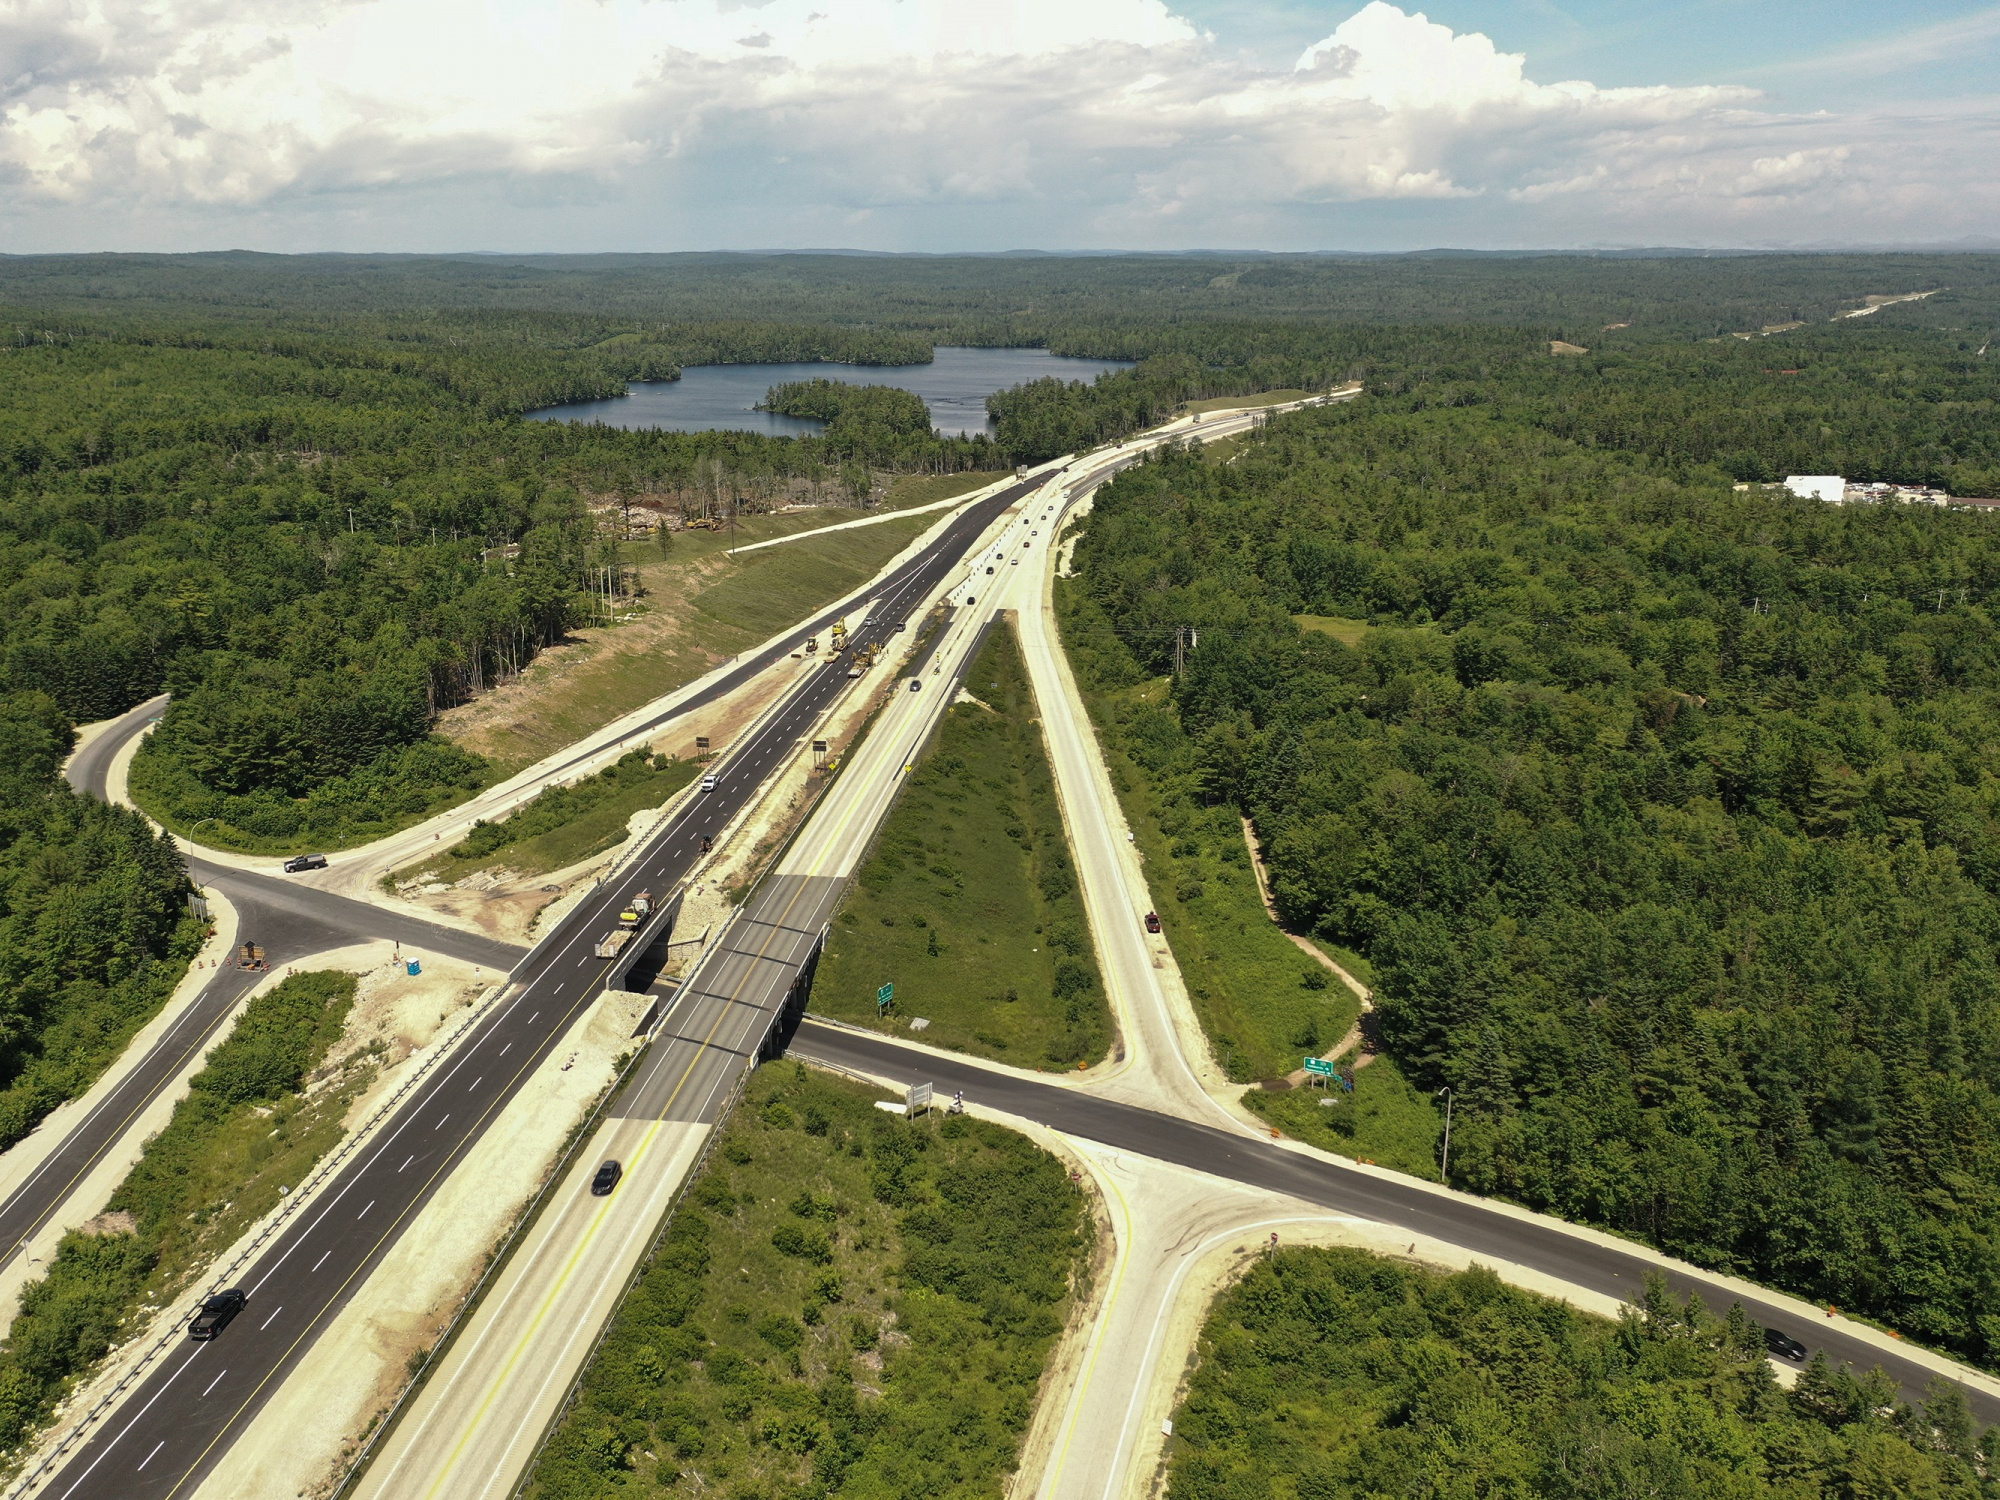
700, 773, 719, 792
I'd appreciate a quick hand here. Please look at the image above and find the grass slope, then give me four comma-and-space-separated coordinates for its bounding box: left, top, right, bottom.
527, 1062, 1091, 1500
689, 512, 936, 640
0, 972, 364, 1454
812, 623, 1111, 1068
446, 507, 940, 775
1168, 1248, 1996, 1500
397, 749, 700, 886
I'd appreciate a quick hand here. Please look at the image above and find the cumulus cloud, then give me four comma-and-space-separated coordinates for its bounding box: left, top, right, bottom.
1, 0, 1992, 247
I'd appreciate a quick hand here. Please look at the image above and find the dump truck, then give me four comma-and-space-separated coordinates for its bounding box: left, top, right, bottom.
595, 930, 633, 960
632, 891, 652, 917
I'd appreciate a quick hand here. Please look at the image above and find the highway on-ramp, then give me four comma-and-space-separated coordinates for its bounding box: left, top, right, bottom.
346, 497, 1046, 1500
29, 476, 1046, 1500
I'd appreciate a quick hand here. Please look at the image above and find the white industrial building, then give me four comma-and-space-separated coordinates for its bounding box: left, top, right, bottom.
1784, 475, 1848, 503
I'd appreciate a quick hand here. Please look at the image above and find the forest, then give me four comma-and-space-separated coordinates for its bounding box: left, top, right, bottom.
761, 378, 998, 472
2, 250, 1998, 1375
1168, 1248, 1998, 1500
1066, 329, 2000, 1368
0, 694, 194, 1152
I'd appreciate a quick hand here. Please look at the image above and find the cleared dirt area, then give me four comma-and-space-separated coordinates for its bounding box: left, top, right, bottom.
439, 507, 939, 774
394, 650, 810, 944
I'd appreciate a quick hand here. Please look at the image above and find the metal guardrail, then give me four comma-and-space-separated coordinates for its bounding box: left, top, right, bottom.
4, 974, 514, 1500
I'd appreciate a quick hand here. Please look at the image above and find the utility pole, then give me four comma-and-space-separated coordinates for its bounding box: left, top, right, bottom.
1436, 1087, 1454, 1182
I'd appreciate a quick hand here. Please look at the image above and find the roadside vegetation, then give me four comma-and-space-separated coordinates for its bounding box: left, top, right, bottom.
1050, 623, 1360, 1082
813, 624, 1112, 1067
526, 1061, 1091, 1499
1067, 358, 2000, 1369
0, 972, 362, 1455
1167, 1248, 1996, 1500
0, 696, 198, 1154
1241, 1061, 1443, 1180
881, 472, 995, 511
395, 749, 701, 888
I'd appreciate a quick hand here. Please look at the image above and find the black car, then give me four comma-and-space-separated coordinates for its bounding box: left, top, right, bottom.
591, 1160, 623, 1196
1763, 1327, 1808, 1362
282, 853, 328, 874
189, 1288, 248, 1340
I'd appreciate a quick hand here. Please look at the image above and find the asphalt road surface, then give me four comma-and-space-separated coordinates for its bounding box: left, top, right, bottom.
790, 1020, 2000, 1424
34, 476, 1041, 1500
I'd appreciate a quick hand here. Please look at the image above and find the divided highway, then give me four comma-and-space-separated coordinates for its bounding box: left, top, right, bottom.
348, 504, 1041, 1498
30, 476, 1045, 1500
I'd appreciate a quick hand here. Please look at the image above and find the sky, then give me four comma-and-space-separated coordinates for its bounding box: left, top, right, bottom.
1, 0, 1996, 254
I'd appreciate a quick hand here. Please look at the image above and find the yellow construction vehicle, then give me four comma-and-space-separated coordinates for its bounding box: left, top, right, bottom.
831, 617, 848, 653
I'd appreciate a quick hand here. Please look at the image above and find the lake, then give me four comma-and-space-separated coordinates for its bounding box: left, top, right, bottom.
525, 346, 1134, 439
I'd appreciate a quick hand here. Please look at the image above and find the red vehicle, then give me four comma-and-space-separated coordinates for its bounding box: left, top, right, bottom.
1144, 912, 1162, 934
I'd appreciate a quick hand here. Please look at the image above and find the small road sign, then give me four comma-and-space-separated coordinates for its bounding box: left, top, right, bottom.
1303, 1057, 1335, 1076
877, 982, 894, 1013
907, 1082, 933, 1116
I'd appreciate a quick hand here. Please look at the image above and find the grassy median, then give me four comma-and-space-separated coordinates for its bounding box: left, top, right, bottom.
526, 1062, 1091, 1500
811, 623, 1112, 1068
392, 749, 700, 889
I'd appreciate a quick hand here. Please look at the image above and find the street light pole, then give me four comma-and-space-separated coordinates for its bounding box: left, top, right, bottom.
1436, 1086, 1454, 1183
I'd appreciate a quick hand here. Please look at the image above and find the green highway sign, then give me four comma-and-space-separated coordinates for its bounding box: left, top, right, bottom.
1303, 1057, 1335, 1076
878, 982, 894, 1012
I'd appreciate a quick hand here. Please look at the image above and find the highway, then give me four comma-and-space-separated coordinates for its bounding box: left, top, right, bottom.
50, 385, 1983, 1500
29, 474, 1047, 1500
347, 487, 1045, 1500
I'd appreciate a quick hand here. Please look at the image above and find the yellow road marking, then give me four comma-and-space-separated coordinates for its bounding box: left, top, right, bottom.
417, 1116, 670, 1499
415, 862, 832, 1492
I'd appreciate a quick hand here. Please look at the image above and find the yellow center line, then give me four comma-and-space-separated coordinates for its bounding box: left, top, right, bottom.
417, 1115, 671, 1499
